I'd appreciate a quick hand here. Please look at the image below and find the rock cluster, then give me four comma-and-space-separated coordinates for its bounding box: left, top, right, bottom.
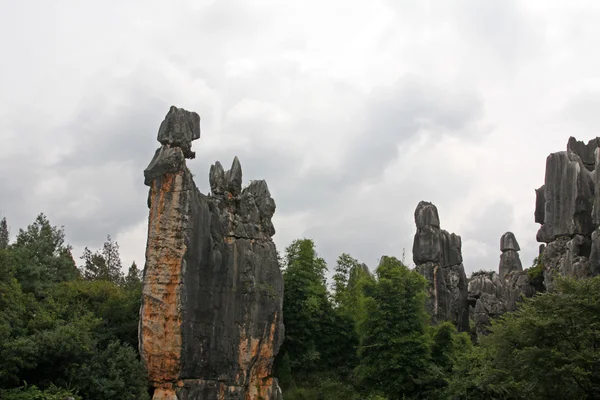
535, 137, 600, 290
467, 232, 535, 336
412, 201, 469, 332
139, 106, 284, 400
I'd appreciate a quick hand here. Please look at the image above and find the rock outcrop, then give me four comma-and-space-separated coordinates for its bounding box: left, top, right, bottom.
467, 232, 535, 337
535, 137, 600, 290
413, 201, 469, 332
139, 106, 284, 400
499, 232, 523, 280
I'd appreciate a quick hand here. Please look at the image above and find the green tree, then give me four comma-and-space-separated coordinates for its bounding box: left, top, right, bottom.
0, 216, 9, 249
125, 261, 143, 289
277, 239, 330, 376
10, 213, 79, 296
450, 276, 600, 399
332, 253, 361, 308
80, 235, 124, 285
355, 256, 435, 399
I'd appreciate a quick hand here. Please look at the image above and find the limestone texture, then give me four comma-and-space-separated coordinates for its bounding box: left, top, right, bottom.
413, 201, 469, 332
139, 106, 284, 400
467, 232, 535, 337
535, 137, 600, 290
499, 232, 523, 280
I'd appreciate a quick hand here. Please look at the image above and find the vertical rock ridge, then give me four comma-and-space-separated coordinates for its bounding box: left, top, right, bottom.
412, 201, 469, 332
139, 106, 283, 400
535, 137, 600, 290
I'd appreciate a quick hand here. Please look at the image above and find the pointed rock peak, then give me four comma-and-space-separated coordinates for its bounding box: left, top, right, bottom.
225, 156, 243, 196
157, 106, 201, 159
246, 180, 271, 199
500, 232, 520, 252
209, 161, 225, 195
414, 201, 440, 229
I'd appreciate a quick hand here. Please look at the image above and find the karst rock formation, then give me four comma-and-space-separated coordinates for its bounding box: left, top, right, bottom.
139, 106, 284, 400
468, 232, 535, 336
535, 137, 600, 290
412, 201, 469, 332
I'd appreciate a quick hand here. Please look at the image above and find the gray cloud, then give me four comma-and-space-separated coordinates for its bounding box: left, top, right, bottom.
0, 0, 595, 277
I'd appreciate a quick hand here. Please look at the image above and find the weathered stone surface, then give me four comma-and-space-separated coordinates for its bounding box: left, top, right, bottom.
440, 230, 462, 267
505, 271, 535, 311
567, 136, 600, 171
535, 185, 545, 224
139, 107, 283, 400
536, 151, 594, 243
157, 106, 201, 159
500, 232, 520, 252
499, 237, 523, 281
499, 232, 524, 282
414, 201, 440, 229
468, 271, 505, 304
468, 233, 536, 337
413, 201, 469, 332
534, 138, 600, 291
473, 293, 506, 336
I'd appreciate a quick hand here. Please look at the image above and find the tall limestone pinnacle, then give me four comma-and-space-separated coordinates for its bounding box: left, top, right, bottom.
535, 136, 600, 290
412, 201, 469, 332
139, 106, 284, 400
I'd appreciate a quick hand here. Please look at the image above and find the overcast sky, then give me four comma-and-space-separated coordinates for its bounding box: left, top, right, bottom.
2, 0, 599, 278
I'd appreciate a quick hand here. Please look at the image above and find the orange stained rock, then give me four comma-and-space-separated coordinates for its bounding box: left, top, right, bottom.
152, 388, 178, 400
141, 172, 187, 387
240, 312, 280, 400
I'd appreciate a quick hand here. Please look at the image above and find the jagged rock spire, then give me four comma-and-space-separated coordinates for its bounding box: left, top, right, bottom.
499, 232, 523, 280
140, 106, 283, 400
412, 201, 469, 332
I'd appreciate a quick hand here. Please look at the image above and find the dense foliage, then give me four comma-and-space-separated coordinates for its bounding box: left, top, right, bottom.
0, 214, 148, 400
276, 239, 600, 400
2, 214, 600, 400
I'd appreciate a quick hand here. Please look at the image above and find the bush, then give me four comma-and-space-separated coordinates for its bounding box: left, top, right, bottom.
0, 384, 80, 400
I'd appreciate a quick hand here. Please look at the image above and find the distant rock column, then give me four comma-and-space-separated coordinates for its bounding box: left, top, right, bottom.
499, 232, 523, 280
467, 232, 535, 337
413, 201, 469, 332
535, 137, 600, 291
139, 106, 284, 400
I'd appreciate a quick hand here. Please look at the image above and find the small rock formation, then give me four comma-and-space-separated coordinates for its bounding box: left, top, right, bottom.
467, 232, 535, 337
139, 106, 284, 400
499, 232, 523, 280
468, 271, 506, 337
535, 137, 600, 290
413, 201, 469, 332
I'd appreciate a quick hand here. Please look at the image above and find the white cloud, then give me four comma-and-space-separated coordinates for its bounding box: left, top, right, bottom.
0, 0, 597, 277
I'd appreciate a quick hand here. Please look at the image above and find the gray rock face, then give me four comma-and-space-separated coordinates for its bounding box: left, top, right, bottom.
468, 232, 535, 337
536, 151, 594, 243
413, 201, 469, 332
567, 136, 600, 171
535, 185, 545, 224
500, 232, 520, 252
499, 232, 523, 280
505, 271, 535, 310
157, 106, 201, 159
535, 137, 600, 290
139, 107, 284, 400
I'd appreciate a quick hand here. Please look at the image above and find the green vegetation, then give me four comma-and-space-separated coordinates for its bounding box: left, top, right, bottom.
276, 238, 600, 400
2, 213, 599, 400
0, 215, 149, 400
